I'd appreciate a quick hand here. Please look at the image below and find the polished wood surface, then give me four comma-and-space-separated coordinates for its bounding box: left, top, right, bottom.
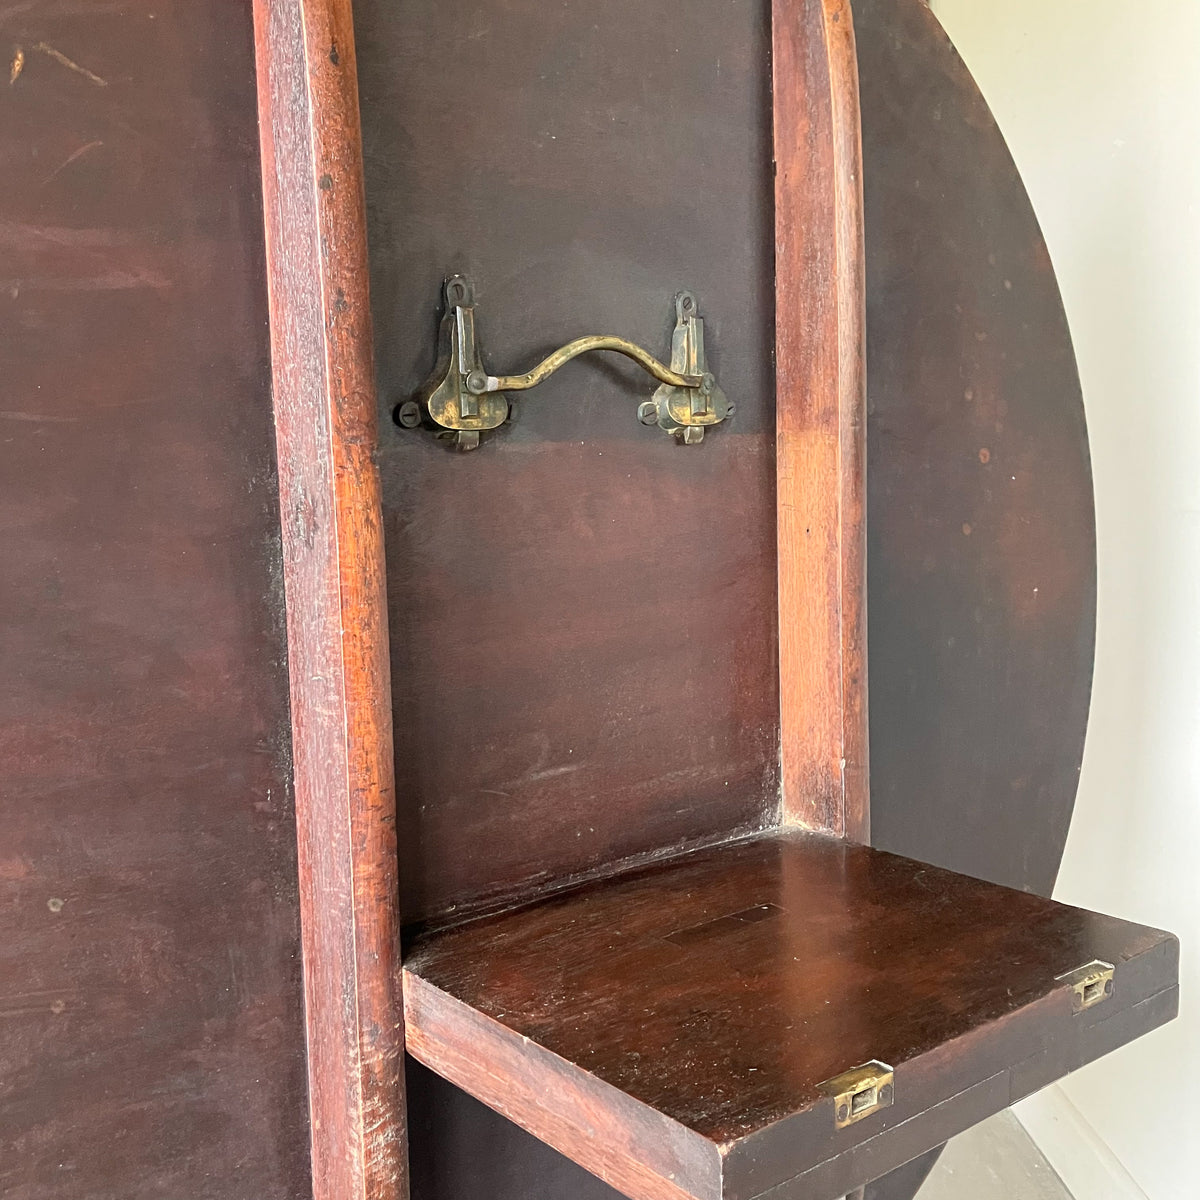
357, 0, 780, 930
358, 1, 1122, 1198
358, 0, 783, 930
856, 6, 1098, 1189
775, 0, 869, 841
405, 830, 1177, 1200
859, 0, 1094, 897
0, 0, 1126, 1197
252, 2, 406, 1198
0, 4, 309, 1197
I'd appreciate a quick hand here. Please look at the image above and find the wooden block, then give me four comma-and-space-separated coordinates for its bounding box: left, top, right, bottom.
404, 830, 1177, 1200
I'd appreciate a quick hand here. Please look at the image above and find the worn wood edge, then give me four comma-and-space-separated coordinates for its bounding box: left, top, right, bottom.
402, 970, 722, 1200
773, 0, 868, 838
404, 952, 1177, 1200
404, 836, 1177, 1200
729, 947, 1178, 1200
757, 983, 1179, 1200
723, 987, 1067, 1200
252, 2, 406, 1199
764, 1072, 1011, 1200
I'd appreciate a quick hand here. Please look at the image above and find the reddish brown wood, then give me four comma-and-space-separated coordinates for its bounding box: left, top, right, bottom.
357, 0, 780, 928
774, 0, 869, 840
404, 831, 1177, 1200
252, 3, 405, 1199
0, 0, 1126, 1197
0, 5, 310, 1197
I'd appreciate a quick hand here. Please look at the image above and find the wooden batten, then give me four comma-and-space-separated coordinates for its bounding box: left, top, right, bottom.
252, 2, 407, 1199
773, 0, 869, 842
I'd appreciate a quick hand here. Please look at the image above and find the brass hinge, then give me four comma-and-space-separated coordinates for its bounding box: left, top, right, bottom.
1057, 960, 1115, 1012
819, 1061, 895, 1129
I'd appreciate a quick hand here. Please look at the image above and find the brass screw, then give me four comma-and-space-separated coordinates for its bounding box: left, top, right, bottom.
396, 401, 422, 428
637, 401, 659, 427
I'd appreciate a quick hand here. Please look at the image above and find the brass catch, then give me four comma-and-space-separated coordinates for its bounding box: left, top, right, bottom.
819, 1061, 895, 1129
1057, 960, 1115, 1012
397, 276, 732, 450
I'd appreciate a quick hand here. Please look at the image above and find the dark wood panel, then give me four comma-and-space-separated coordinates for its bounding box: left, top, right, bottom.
852, 3, 1097, 1194
404, 830, 1176, 1200
355, 0, 779, 927
404, 1059, 629, 1200
0, 4, 308, 1197
858, 0, 1094, 896
252, 1, 406, 1198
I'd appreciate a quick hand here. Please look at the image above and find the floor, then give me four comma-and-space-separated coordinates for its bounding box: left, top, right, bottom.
919, 1112, 1074, 1200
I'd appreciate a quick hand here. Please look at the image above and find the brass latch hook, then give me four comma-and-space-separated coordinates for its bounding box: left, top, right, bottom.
395, 276, 733, 450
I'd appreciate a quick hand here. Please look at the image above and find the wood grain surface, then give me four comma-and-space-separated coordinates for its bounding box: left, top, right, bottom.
357, 0, 1105, 1196
774, 0, 870, 841
0, 4, 309, 1197
252, 1, 406, 1198
854, 3, 1097, 1194
356, 0, 780, 929
0, 1, 1109, 1198
404, 830, 1177, 1200
858, 0, 1094, 897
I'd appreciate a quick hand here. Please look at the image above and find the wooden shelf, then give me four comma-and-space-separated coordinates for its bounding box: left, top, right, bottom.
403, 830, 1177, 1200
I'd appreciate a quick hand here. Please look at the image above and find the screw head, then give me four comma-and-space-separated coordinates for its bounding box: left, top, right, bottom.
466, 370, 489, 395
396, 401, 422, 429
837, 1105, 849, 1123
637, 400, 660, 427
700, 373, 715, 395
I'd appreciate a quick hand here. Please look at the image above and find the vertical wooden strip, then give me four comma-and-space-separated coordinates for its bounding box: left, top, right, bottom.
773, 0, 868, 838
253, 3, 407, 1199
827, 0, 870, 843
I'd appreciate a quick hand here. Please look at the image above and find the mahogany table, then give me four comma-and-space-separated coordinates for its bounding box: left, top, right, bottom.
1, 2, 1171, 1200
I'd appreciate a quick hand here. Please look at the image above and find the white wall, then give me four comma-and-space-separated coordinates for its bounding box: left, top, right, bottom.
925, 2, 1200, 1197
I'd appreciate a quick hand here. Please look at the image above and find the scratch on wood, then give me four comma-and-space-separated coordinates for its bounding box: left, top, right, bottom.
9, 46, 23, 84
34, 41, 108, 88
42, 140, 103, 187
1, 412, 81, 424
